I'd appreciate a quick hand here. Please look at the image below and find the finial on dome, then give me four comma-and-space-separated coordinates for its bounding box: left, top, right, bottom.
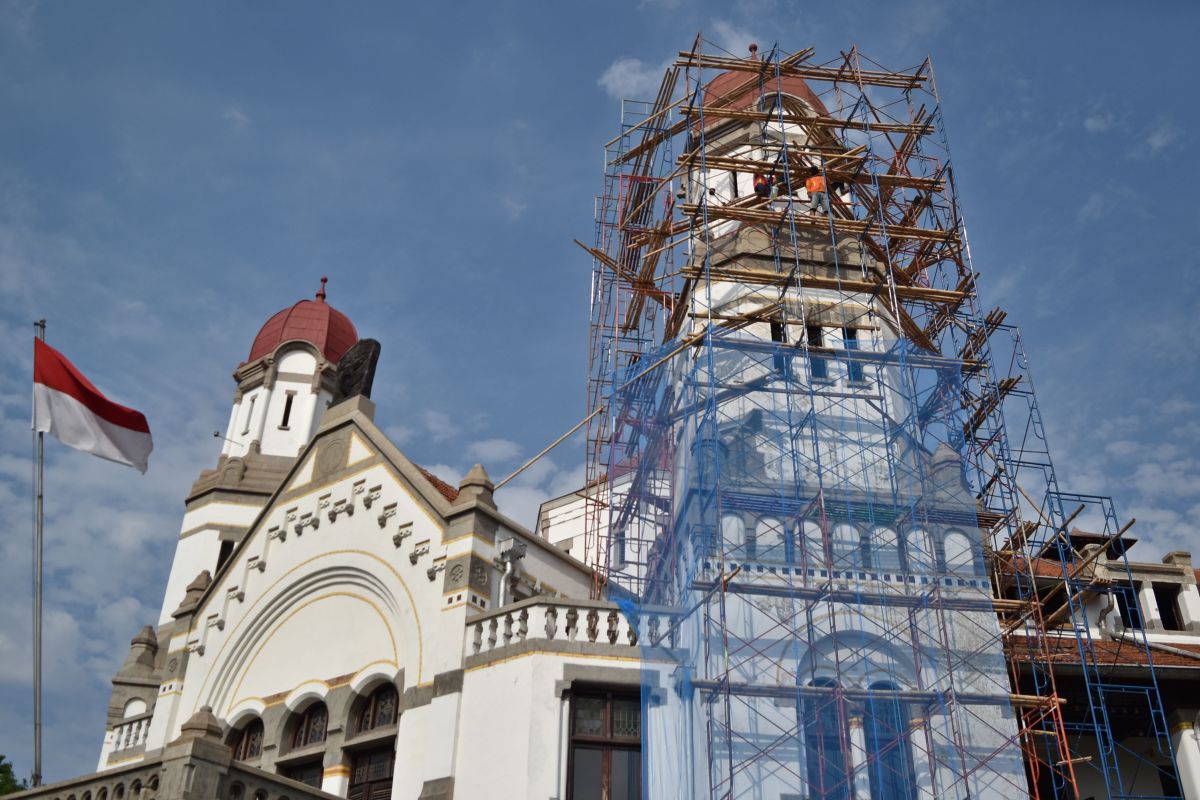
748, 43, 758, 59
316, 275, 328, 302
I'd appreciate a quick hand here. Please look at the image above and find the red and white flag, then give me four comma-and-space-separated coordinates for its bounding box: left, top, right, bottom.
32, 338, 153, 473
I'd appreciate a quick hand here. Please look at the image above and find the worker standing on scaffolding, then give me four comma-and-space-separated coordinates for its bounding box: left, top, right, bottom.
805, 166, 829, 215
754, 173, 776, 202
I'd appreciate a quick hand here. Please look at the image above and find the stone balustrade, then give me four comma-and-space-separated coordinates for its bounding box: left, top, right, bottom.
109, 713, 153, 754
6, 759, 162, 800
9, 707, 338, 800
465, 597, 640, 663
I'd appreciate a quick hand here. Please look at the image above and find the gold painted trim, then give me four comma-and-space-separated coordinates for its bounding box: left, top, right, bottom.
193, 548, 426, 705
1172, 721, 1195, 734
324, 766, 351, 777
226, 591, 398, 714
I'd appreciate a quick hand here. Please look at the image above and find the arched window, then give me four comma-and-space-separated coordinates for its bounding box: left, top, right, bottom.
869, 527, 902, 572
756, 517, 786, 562
801, 520, 825, 566
831, 523, 862, 570
803, 678, 849, 800
943, 531, 974, 574
721, 514, 749, 558
758, 520, 787, 563
355, 683, 399, 734
290, 701, 329, 749
231, 718, 264, 761
904, 529, 936, 574
864, 682, 917, 800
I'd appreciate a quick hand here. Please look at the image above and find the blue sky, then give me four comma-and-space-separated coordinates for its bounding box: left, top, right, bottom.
1, 0, 1197, 783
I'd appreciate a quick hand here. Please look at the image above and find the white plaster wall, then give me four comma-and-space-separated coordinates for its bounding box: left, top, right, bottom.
158, 502, 266, 624
259, 378, 319, 457
146, 459, 461, 752
223, 385, 269, 459
453, 653, 641, 800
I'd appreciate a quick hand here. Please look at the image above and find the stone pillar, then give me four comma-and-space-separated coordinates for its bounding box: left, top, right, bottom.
1139, 582, 1163, 630
847, 714, 872, 800
1165, 553, 1200, 632
158, 706, 234, 800
1171, 718, 1200, 800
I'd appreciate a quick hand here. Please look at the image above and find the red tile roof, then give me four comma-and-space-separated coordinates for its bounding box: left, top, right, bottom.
246, 281, 357, 365
1008, 635, 1200, 669
417, 466, 459, 503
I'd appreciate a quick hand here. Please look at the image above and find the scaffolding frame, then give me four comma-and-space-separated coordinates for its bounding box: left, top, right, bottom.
583, 38, 1179, 799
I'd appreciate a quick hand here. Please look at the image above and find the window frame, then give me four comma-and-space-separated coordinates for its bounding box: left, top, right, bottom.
353, 683, 400, 736
289, 701, 329, 751
566, 688, 642, 800
231, 717, 265, 762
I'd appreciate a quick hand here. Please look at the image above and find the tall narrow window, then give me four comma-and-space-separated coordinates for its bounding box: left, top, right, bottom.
354, 684, 399, 734
291, 702, 329, 749
843, 328, 864, 382
864, 682, 918, 800
1115, 582, 1144, 630
232, 718, 264, 761
804, 679, 849, 800
568, 690, 641, 800
771, 319, 791, 377
241, 395, 257, 436
280, 392, 296, 429
1153, 584, 1184, 631
831, 523, 863, 571
807, 326, 828, 379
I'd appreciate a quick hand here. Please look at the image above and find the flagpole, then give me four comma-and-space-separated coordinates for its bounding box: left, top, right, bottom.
32, 319, 45, 788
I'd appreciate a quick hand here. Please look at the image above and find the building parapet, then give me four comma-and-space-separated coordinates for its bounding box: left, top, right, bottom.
464, 596, 642, 668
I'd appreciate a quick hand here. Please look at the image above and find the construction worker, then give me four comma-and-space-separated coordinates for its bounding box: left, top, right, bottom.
806, 167, 829, 215
754, 173, 775, 200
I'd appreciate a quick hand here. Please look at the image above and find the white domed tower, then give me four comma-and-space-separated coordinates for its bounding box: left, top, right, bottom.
222, 276, 358, 459
155, 278, 358, 625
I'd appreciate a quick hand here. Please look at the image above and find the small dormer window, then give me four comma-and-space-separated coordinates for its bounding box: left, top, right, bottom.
280, 392, 296, 430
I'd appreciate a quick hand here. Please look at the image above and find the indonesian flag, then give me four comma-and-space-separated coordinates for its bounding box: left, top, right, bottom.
32, 339, 153, 473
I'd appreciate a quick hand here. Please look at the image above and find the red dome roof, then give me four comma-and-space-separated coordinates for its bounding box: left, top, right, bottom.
245, 277, 358, 365
701, 68, 828, 125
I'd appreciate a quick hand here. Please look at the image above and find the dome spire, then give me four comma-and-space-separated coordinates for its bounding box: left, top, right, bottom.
316, 275, 328, 302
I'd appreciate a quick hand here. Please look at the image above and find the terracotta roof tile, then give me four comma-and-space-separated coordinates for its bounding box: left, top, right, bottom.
417, 466, 459, 503
1008, 635, 1200, 669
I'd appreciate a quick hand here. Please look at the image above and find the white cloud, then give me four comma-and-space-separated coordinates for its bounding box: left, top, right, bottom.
1146, 119, 1181, 155
1083, 111, 1114, 134
494, 457, 586, 530
222, 106, 251, 131
597, 57, 667, 101
465, 437, 522, 464
709, 20, 760, 58
1076, 189, 1115, 224
422, 409, 457, 441
499, 194, 526, 221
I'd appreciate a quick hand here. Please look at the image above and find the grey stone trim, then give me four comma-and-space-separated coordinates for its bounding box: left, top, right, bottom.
555, 664, 647, 697
403, 668, 463, 710
465, 637, 648, 671
403, 683, 433, 710
275, 453, 386, 505
433, 668, 463, 697
275, 371, 319, 384
418, 777, 454, 800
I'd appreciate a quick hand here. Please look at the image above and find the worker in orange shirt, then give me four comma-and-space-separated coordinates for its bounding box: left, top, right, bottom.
805, 167, 829, 215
